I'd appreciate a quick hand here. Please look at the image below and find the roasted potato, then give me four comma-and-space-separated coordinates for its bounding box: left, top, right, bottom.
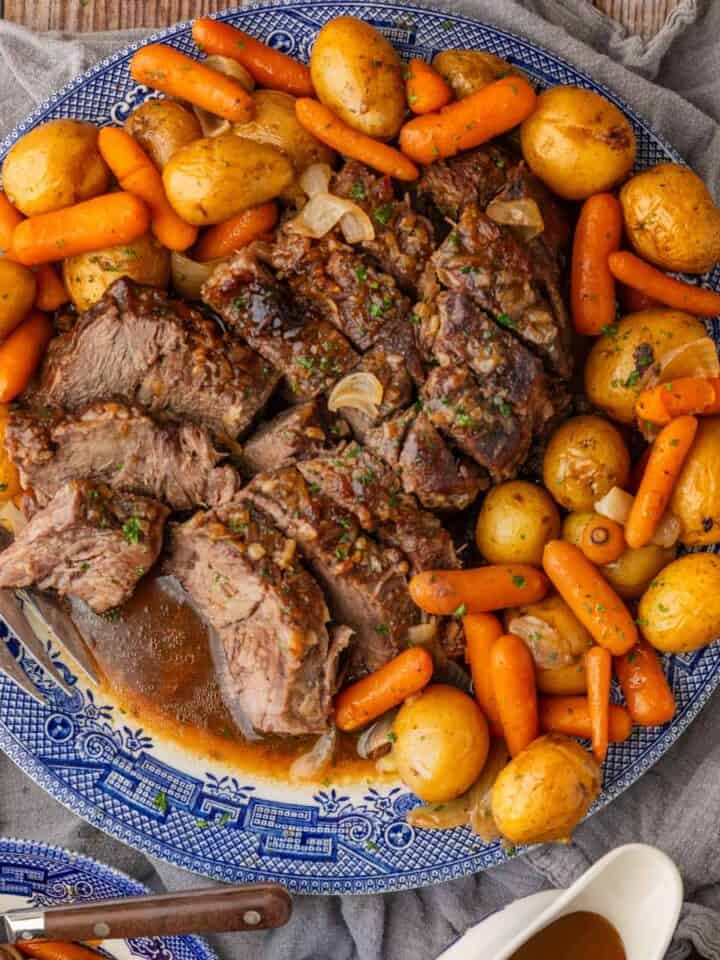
393, 685, 489, 803
670, 417, 720, 545
585, 309, 708, 424
543, 415, 630, 513
125, 99, 202, 170
432, 50, 519, 99
163, 135, 293, 226
0, 259, 36, 338
2, 119, 109, 217
233, 90, 336, 174
620, 163, 720, 274
491, 734, 601, 844
0, 405, 21, 502
520, 86, 636, 201
475, 480, 560, 566
310, 16, 406, 140
639, 553, 720, 653
62, 233, 170, 312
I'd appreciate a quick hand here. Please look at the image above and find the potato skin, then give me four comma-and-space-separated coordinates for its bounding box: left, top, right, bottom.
163, 135, 294, 226
62, 233, 170, 312
585, 309, 707, 425
670, 417, 720, 545
520, 86, 636, 201
639, 553, 720, 654
310, 16, 406, 140
432, 50, 518, 99
620, 163, 720, 274
2, 119, 110, 217
393, 685, 489, 803
0, 259, 36, 338
125, 99, 202, 170
476, 480, 560, 566
491, 734, 601, 844
543, 415, 630, 513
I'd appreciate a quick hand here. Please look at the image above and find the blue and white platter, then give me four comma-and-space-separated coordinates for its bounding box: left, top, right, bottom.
0, 837, 216, 960
0, 1, 719, 895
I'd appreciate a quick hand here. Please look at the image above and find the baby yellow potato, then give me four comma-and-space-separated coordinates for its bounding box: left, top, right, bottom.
0, 405, 21, 502
520, 86, 636, 200
2, 119, 109, 216
475, 480, 560, 566
639, 553, 720, 654
584, 309, 707, 425
393, 685, 489, 803
432, 50, 519, 99
491, 734, 601, 844
0, 259, 36, 338
670, 416, 720, 546
310, 16, 406, 140
125, 99, 202, 170
620, 163, 720, 274
163, 135, 294, 225
542, 415, 630, 513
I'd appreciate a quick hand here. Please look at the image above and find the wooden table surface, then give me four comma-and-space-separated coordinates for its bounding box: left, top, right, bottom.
0, 0, 683, 39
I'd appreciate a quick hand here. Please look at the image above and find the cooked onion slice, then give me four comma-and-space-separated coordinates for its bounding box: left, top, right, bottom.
357, 709, 398, 760
193, 55, 254, 137
486, 196, 544, 241
290, 727, 337, 781
507, 615, 575, 669
300, 163, 333, 198
594, 486, 680, 548
288, 193, 375, 244
171, 251, 227, 300
328, 372, 384, 417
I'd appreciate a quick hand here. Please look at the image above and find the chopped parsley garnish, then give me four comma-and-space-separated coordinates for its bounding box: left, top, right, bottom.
459, 264, 474, 274
297, 356, 315, 370
359, 468, 375, 485
308, 482, 321, 494
154, 791, 168, 813
103, 607, 122, 623
497, 400, 512, 417
601, 324, 619, 338
345, 445, 362, 458
447, 230, 461, 250
135, 566, 146, 578
373, 204, 394, 225
496, 313, 515, 329
453, 603, 467, 617
375, 623, 390, 634
122, 517, 142, 544
387, 731, 397, 743
80, 562, 90, 572
232, 295, 248, 310
350, 181, 366, 200
512, 574, 527, 588
355, 264, 368, 282
335, 547, 347, 560
455, 409, 472, 428
495, 157, 505, 169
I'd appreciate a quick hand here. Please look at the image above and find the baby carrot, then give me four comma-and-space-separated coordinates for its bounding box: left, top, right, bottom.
608, 250, 720, 317
18, 943, 101, 960
295, 99, 418, 181
192, 17, 313, 97
34, 263, 69, 311
615, 639, 676, 726
490, 632, 538, 756
539, 695, 632, 743
130, 43, 253, 123
542, 540, 637, 655
571, 193, 623, 336
625, 415, 698, 549
399, 74, 536, 165
580, 515, 626, 565
409, 565, 548, 616
636, 377, 716, 425
195, 202, 278, 261
586, 645, 611, 761
98, 126, 197, 251
0, 310, 53, 403
0, 190, 23, 256
463, 613, 504, 737
334, 646, 434, 731
10, 192, 150, 266
405, 58, 452, 114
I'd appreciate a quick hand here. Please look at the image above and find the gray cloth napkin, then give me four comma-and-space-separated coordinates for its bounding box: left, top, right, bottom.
2, 2, 720, 958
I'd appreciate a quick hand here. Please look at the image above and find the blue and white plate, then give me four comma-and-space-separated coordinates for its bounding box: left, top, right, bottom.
0, 837, 216, 960
0, 1, 719, 895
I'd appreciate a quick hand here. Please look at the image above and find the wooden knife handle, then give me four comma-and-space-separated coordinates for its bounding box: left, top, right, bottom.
38, 884, 291, 941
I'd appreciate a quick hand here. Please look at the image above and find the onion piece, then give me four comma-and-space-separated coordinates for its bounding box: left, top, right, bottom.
507, 615, 575, 669
328, 372, 384, 418
192, 55, 254, 137
594, 486, 680, 549
171, 251, 227, 300
290, 727, 337, 781
486, 196, 544, 242
357, 709, 398, 760
300, 163, 333, 198
651, 513, 681, 548
642, 336, 720, 392
287, 193, 375, 244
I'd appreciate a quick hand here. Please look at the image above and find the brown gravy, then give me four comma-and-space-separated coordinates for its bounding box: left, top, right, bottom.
510, 911, 626, 960
70, 572, 378, 784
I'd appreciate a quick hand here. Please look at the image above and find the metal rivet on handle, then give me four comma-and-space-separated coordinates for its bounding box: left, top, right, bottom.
243, 910, 262, 926
93, 922, 111, 938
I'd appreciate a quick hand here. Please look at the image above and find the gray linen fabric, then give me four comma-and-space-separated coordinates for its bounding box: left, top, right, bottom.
1, 2, 720, 958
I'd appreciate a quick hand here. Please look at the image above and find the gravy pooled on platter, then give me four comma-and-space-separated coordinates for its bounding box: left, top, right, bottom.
509, 911, 625, 960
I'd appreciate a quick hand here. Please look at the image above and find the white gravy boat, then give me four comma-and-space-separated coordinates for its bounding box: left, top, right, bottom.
437, 844, 683, 960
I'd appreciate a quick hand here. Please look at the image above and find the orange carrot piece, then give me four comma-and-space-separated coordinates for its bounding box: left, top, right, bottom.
34, 263, 69, 311
490, 632, 538, 756
636, 377, 716, 425
463, 613, 504, 737
295, 99, 418, 181
0, 190, 23, 257
195, 202, 278, 262
409, 565, 548, 616
399, 75, 536, 165
625, 415, 698, 549
10, 192, 150, 266
704, 378, 720, 414
618, 282, 660, 314
615, 639, 676, 726
570, 193, 623, 336
580, 516, 626, 565
130, 43, 253, 123
0, 310, 52, 403
18, 943, 101, 960
405, 58, 452, 115
539, 695, 632, 743
334, 647, 434, 731
608, 250, 720, 318
98, 126, 197, 251
542, 540, 637, 655
586, 645, 612, 761
192, 17, 313, 97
